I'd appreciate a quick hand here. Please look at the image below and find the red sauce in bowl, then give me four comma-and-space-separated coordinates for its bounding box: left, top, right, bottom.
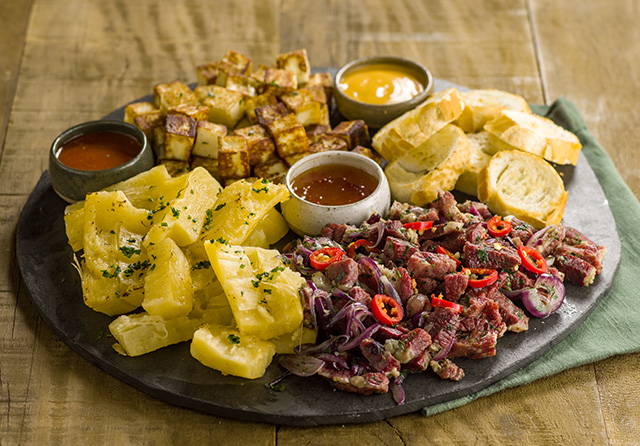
57, 131, 142, 171
291, 164, 379, 206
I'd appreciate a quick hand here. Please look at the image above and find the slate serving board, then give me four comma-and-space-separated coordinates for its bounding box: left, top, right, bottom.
16, 78, 621, 426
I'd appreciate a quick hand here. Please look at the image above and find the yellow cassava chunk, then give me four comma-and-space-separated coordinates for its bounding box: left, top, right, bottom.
243, 207, 290, 248
143, 237, 193, 319
205, 242, 305, 339
190, 323, 276, 379
109, 312, 202, 356
270, 326, 318, 354
104, 165, 173, 210
81, 191, 151, 315
144, 167, 222, 247
64, 201, 85, 252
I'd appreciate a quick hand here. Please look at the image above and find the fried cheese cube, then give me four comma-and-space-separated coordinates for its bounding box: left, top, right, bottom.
303, 85, 328, 104
283, 151, 310, 167
199, 86, 245, 128
164, 114, 197, 161
310, 134, 348, 153
279, 89, 316, 112
225, 73, 262, 97
124, 101, 159, 124
192, 121, 227, 159
243, 91, 278, 124
196, 62, 220, 86
190, 155, 220, 180
255, 103, 289, 127
351, 145, 383, 165
153, 80, 198, 115
159, 159, 190, 177
218, 135, 250, 180
234, 125, 277, 166
305, 124, 331, 144
276, 49, 311, 84
294, 101, 330, 127
222, 50, 252, 75
253, 158, 288, 184
133, 112, 164, 147
168, 103, 210, 122
266, 113, 310, 158
250, 64, 269, 83
328, 120, 370, 149
153, 126, 166, 158
262, 68, 297, 97
306, 72, 333, 103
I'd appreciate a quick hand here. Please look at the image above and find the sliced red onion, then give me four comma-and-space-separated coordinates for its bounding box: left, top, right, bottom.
432, 334, 455, 361
390, 375, 406, 405
501, 288, 529, 300
469, 204, 479, 216
338, 323, 381, 351
358, 256, 384, 294
521, 273, 566, 318
525, 226, 551, 249
279, 354, 325, 377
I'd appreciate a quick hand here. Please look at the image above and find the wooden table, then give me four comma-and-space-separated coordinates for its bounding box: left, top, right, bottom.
2, 1, 639, 444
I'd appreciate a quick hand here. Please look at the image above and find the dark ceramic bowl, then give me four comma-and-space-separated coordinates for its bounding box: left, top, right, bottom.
333, 56, 433, 129
49, 120, 154, 202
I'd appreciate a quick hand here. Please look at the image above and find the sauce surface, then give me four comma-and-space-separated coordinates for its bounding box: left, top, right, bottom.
339, 63, 424, 105
291, 164, 379, 206
57, 131, 141, 171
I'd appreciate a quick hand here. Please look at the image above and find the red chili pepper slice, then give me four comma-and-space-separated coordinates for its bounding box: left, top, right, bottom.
431, 294, 462, 314
437, 245, 462, 267
347, 239, 380, 258
371, 294, 404, 325
487, 215, 512, 238
403, 221, 434, 231
309, 247, 345, 270
463, 267, 499, 288
518, 244, 548, 275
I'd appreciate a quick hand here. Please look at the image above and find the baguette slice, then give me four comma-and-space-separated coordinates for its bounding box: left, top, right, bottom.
456, 89, 531, 133
454, 131, 493, 196
372, 87, 465, 162
384, 124, 470, 205
484, 109, 582, 165
477, 150, 568, 229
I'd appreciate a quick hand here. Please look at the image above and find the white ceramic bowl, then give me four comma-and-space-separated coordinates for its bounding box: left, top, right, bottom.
281, 151, 391, 236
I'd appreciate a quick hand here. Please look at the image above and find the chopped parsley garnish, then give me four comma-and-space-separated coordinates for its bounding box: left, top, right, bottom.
119, 246, 141, 258
227, 334, 241, 344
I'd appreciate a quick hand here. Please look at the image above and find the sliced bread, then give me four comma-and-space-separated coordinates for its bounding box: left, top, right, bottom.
483, 109, 582, 165
384, 124, 470, 205
477, 149, 568, 228
456, 89, 531, 133
454, 131, 493, 196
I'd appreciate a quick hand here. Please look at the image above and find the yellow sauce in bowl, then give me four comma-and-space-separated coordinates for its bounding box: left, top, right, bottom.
338, 63, 425, 105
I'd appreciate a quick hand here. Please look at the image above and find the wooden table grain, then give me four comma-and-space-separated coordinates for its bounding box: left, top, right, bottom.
2, 1, 639, 444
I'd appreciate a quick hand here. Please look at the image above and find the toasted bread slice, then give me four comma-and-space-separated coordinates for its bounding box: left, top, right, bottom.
456, 89, 531, 133
384, 124, 470, 205
372, 87, 465, 162
484, 109, 582, 165
477, 150, 568, 228
454, 131, 493, 196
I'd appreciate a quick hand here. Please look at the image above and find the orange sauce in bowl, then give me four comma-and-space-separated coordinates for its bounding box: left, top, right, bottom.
338, 63, 424, 105
57, 131, 141, 171
291, 164, 379, 206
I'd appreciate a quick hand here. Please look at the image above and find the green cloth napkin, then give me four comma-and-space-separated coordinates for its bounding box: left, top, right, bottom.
423, 97, 640, 416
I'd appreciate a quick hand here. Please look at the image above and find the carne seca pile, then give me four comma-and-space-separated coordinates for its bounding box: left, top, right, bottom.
278, 190, 606, 404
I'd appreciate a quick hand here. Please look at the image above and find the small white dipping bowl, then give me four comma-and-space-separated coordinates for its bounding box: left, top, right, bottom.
281, 151, 391, 236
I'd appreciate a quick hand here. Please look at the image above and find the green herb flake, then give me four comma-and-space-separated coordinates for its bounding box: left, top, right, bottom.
227, 334, 241, 344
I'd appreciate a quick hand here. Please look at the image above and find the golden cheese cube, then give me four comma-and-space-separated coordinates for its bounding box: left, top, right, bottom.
192, 120, 227, 159
153, 80, 198, 115
306, 72, 333, 103
250, 64, 269, 83
124, 101, 159, 124
222, 50, 252, 75
159, 159, 190, 177
168, 103, 210, 122
305, 124, 331, 144
303, 85, 328, 104
164, 114, 196, 161
243, 91, 278, 124
283, 151, 310, 167
225, 73, 262, 97
255, 102, 289, 127
153, 126, 166, 158
262, 68, 297, 97
234, 124, 277, 166
199, 86, 245, 128
351, 145, 383, 165
253, 158, 288, 184
190, 155, 220, 181
266, 113, 310, 158
276, 49, 311, 84
196, 63, 220, 86
133, 112, 164, 147
294, 101, 329, 127
193, 85, 218, 103
279, 89, 317, 112
328, 119, 370, 149
310, 134, 348, 153
218, 135, 250, 180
